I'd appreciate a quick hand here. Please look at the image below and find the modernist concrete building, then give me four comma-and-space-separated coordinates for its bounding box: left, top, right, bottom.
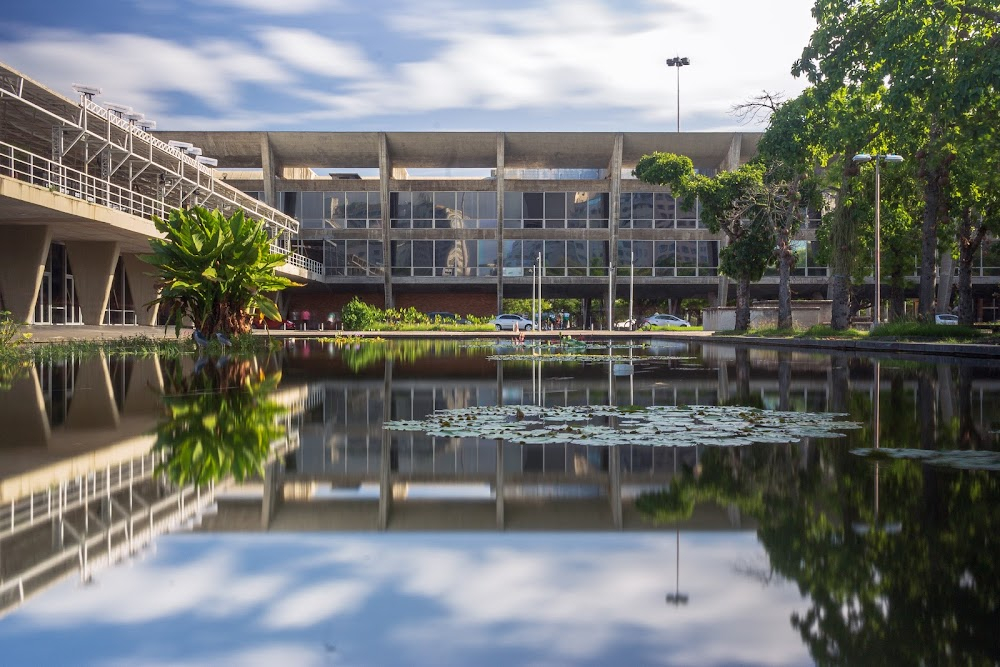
3, 60, 999, 327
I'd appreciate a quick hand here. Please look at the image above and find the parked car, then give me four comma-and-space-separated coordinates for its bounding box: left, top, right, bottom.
642, 313, 691, 328
426, 311, 470, 324
492, 314, 534, 331
935, 313, 959, 325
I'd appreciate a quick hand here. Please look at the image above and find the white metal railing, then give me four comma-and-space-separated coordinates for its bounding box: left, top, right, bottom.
1, 140, 168, 221
84, 98, 300, 236
272, 243, 323, 274
0, 141, 318, 275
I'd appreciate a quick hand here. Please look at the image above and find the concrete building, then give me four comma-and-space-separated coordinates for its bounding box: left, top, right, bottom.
3, 60, 999, 327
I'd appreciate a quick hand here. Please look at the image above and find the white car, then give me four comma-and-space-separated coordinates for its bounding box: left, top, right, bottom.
935, 313, 959, 325
643, 313, 691, 328
492, 314, 534, 331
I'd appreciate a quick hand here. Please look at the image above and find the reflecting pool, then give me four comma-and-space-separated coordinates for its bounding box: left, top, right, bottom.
1, 339, 998, 666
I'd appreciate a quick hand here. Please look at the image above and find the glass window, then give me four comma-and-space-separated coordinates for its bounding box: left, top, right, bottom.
412, 240, 433, 276
435, 191, 456, 215
566, 241, 588, 276
632, 193, 653, 220
523, 193, 544, 219
503, 192, 522, 221
589, 193, 609, 219
280, 192, 299, 218
326, 240, 346, 276
455, 192, 477, 219
698, 241, 719, 276
367, 192, 381, 220
589, 241, 608, 275
301, 191, 322, 220
502, 240, 521, 269
544, 240, 565, 277
655, 241, 675, 276
346, 240, 369, 275
676, 241, 697, 276
391, 219, 410, 229
478, 192, 496, 220
369, 241, 383, 268
412, 192, 433, 218
523, 240, 543, 269
545, 193, 566, 220
325, 192, 346, 220
477, 240, 497, 276
654, 194, 675, 221
391, 241, 411, 276
677, 194, 697, 220
568, 192, 589, 220
413, 218, 433, 229
392, 192, 411, 219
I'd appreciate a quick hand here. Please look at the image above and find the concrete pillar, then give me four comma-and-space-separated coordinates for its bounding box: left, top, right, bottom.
496, 132, 506, 315
720, 133, 742, 172
66, 240, 119, 325
122, 356, 165, 417
0, 367, 51, 448
0, 224, 50, 324
607, 134, 624, 329
65, 355, 119, 431
379, 132, 394, 309
122, 253, 160, 326
260, 134, 280, 209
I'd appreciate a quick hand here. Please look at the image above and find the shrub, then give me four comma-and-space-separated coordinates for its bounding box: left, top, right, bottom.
341, 297, 382, 331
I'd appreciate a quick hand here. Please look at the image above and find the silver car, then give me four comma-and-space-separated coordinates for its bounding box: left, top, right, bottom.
492, 314, 534, 331
643, 313, 691, 328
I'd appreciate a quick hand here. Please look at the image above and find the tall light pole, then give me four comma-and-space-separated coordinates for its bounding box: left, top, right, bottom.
852, 152, 904, 326
629, 251, 635, 331
665, 56, 690, 132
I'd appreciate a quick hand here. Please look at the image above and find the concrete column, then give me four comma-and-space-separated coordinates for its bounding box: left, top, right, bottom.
66, 240, 119, 325
0, 224, 50, 324
0, 367, 51, 447
122, 356, 165, 417
260, 134, 280, 209
379, 132, 394, 309
65, 354, 119, 431
607, 134, 624, 329
122, 253, 160, 326
496, 132, 506, 315
720, 132, 742, 172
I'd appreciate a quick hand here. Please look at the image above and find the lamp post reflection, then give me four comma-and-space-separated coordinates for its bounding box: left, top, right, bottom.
666, 447, 690, 606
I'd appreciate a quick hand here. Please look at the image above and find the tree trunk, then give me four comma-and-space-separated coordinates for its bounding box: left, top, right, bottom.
887, 279, 905, 321
957, 208, 983, 326
917, 125, 947, 320
828, 167, 856, 330
735, 277, 751, 331
778, 251, 793, 329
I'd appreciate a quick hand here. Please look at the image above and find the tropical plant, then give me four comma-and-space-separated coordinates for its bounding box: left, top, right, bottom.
154, 360, 288, 485
340, 297, 382, 330
0, 310, 31, 352
142, 206, 300, 337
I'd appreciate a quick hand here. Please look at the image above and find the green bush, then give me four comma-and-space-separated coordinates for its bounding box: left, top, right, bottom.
341, 297, 382, 331
0, 310, 31, 353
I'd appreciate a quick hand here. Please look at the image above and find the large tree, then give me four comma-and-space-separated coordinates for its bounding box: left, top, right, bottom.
634, 154, 775, 331
796, 0, 1000, 321
143, 206, 299, 336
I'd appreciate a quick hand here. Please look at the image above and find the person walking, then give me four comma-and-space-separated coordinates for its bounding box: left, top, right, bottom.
302, 309, 311, 330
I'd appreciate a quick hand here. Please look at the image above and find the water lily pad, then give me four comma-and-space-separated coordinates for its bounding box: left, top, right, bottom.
851, 448, 1000, 471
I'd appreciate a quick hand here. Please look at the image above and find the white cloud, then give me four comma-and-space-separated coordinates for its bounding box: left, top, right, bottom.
255, 28, 378, 79
196, 0, 338, 15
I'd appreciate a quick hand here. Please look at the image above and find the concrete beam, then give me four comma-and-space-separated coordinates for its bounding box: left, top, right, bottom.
720, 132, 742, 172
66, 240, 119, 325
0, 224, 51, 323
260, 134, 281, 208
122, 253, 160, 326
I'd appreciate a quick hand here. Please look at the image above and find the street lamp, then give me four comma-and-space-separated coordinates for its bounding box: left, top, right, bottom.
851, 152, 904, 326
665, 56, 690, 132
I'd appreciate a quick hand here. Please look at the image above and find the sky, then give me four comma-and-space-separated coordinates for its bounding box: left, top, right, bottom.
0, 0, 817, 133
1, 532, 812, 666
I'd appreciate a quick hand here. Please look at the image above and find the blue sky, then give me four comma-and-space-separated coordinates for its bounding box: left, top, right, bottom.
0, 0, 816, 133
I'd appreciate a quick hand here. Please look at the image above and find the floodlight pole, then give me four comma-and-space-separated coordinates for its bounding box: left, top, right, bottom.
852, 153, 903, 326
629, 251, 635, 331
665, 56, 690, 133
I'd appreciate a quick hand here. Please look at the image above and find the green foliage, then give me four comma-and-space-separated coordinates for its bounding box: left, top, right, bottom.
340, 297, 382, 331
142, 206, 300, 337
870, 320, 984, 340
635, 484, 696, 523
155, 360, 288, 485
0, 310, 32, 352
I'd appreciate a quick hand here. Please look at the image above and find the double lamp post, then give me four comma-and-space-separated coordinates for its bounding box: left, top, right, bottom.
851, 152, 904, 326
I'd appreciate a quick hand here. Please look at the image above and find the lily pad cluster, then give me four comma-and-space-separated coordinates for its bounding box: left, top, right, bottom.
384, 404, 861, 447
852, 448, 1000, 472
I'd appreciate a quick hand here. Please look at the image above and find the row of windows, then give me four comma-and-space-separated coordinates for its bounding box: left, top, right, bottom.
270, 190, 714, 231
318, 239, 727, 278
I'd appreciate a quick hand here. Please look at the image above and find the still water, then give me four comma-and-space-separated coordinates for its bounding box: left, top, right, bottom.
0, 338, 998, 666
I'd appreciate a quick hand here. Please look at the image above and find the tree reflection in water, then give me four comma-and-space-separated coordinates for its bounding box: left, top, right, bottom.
154, 355, 288, 485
